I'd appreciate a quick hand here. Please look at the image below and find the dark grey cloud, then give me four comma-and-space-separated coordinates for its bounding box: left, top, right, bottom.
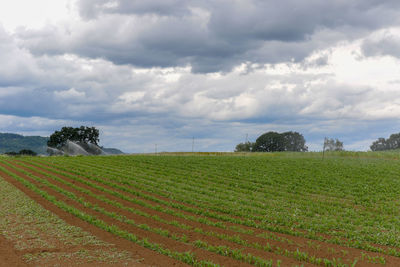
15, 0, 400, 73
78, 0, 190, 19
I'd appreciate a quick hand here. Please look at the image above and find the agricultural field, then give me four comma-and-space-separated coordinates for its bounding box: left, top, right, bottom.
1, 152, 400, 266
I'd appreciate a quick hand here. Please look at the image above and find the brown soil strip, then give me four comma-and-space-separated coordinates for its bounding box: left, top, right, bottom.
0, 235, 27, 267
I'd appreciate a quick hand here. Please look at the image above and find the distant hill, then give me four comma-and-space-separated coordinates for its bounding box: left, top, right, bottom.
0, 133, 124, 155
0, 133, 49, 155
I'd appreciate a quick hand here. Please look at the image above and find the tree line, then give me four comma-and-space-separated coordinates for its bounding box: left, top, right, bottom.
237, 130, 400, 152
235, 132, 345, 152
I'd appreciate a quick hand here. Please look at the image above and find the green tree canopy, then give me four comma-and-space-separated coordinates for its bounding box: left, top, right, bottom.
47, 126, 99, 149
252, 131, 307, 152
370, 133, 400, 151
282, 131, 308, 152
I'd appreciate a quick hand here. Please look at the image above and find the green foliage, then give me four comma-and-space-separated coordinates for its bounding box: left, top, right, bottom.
370, 133, 400, 151
253, 131, 307, 152
5, 149, 37, 156
234, 141, 254, 152
47, 126, 99, 148
19, 149, 37, 156
4, 151, 19, 156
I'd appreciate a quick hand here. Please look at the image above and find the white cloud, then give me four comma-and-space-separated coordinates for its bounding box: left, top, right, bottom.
54, 87, 86, 100
119, 91, 146, 103
0, 0, 76, 33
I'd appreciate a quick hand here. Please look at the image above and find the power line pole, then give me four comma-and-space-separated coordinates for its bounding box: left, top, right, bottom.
322, 137, 327, 160
192, 137, 194, 153
155, 144, 157, 155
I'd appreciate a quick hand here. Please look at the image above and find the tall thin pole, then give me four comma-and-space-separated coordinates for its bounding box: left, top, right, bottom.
155, 144, 157, 155
192, 137, 194, 153
245, 133, 248, 143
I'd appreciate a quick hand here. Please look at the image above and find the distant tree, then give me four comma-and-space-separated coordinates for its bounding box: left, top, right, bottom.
234, 141, 254, 152
370, 133, 400, 151
386, 133, 400, 150
253, 132, 284, 152
370, 138, 388, 151
282, 131, 308, 152
19, 149, 37, 156
252, 131, 307, 152
323, 138, 344, 152
47, 126, 99, 149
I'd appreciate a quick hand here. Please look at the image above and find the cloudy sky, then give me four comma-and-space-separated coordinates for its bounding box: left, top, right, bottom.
1, 0, 400, 152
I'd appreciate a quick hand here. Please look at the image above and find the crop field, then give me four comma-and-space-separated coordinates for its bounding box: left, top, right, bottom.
1, 152, 400, 266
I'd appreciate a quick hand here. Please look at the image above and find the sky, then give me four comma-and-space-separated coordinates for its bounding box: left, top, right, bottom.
1, 0, 400, 152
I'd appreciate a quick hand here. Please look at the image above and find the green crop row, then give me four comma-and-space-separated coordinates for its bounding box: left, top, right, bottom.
9, 154, 400, 264
7, 159, 332, 266
0, 164, 220, 267
24, 156, 400, 256
1, 161, 290, 267
9, 159, 386, 266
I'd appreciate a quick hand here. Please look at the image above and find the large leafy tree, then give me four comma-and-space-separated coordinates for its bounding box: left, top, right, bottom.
282, 131, 308, 152
253, 131, 284, 152
47, 126, 99, 149
251, 131, 307, 152
386, 133, 400, 150
370, 138, 387, 151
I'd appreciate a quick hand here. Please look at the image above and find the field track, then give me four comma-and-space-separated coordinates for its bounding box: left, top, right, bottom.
1, 153, 400, 266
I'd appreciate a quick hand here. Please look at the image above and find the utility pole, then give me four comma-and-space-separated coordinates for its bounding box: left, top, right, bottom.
322, 137, 326, 160
192, 137, 194, 153
155, 144, 157, 155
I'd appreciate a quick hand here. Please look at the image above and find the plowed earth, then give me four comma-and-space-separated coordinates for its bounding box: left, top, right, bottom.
1, 155, 400, 266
